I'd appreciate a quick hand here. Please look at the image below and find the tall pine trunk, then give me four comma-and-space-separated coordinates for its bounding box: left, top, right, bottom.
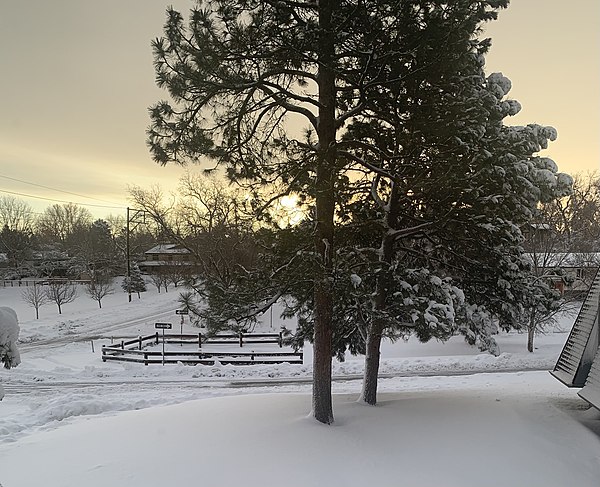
527, 313, 536, 353
361, 318, 385, 405
360, 234, 393, 405
312, 0, 336, 425
361, 183, 400, 405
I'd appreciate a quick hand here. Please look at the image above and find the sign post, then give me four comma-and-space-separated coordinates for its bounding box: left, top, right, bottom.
155, 322, 172, 365
176, 310, 189, 346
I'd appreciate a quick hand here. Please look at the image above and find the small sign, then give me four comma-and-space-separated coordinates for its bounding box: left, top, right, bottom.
155, 322, 172, 329
175, 310, 189, 315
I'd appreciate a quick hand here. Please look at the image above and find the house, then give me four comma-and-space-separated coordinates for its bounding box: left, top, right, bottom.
526, 252, 600, 297
138, 243, 198, 274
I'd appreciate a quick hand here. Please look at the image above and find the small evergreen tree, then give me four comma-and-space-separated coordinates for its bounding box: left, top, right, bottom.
121, 263, 147, 298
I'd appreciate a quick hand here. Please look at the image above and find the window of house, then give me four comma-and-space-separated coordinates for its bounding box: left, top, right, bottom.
152, 255, 159, 261
576, 268, 584, 279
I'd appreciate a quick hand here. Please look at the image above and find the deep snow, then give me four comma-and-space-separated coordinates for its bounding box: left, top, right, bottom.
0, 281, 599, 486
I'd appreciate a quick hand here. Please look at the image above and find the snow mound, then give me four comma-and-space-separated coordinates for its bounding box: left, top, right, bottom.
0, 307, 20, 400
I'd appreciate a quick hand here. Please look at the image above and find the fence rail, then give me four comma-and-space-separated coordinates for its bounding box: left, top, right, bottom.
108, 331, 284, 349
101, 331, 301, 366
1, 279, 91, 287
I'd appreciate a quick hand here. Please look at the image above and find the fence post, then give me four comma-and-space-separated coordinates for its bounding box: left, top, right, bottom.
144, 353, 148, 366
239, 332, 243, 348
138, 336, 142, 350
155, 332, 159, 345
198, 332, 202, 349
101, 345, 106, 362
278, 331, 283, 348
120, 340, 125, 350
251, 351, 255, 361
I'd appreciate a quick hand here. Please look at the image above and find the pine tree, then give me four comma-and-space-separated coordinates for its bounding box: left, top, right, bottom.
121, 263, 147, 298
147, 0, 571, 421
145, 0, 383, 423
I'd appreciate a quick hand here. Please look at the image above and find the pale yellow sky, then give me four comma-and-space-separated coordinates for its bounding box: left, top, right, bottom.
0, 0, 598, 217
484, 0, 600, 178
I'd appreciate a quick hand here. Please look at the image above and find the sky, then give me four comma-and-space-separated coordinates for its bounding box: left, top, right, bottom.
0, 0, 598, 218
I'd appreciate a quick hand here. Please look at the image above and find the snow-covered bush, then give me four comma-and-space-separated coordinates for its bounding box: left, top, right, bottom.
0, 306, 20, 369
0, 306, 21, 401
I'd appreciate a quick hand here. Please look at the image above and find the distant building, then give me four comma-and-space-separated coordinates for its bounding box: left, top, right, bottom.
138, 243, 197, 274
526, 252, 600, 297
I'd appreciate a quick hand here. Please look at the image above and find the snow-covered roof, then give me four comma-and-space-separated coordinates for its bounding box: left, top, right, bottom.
139, 260, 194, 267
525, 252, 600, 268
528, 223, 552, 231
145, 244, 191, 255
31, 250, 69, 260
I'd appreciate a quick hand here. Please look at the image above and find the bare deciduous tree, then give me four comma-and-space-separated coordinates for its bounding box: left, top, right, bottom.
86, 274, 114, 309
36, 203, 92, 244
21, 283, 49, 319
164, 261, 192, 288
44, 281, 78, 314
0, 196, 34, 233
149, 270, 168, 294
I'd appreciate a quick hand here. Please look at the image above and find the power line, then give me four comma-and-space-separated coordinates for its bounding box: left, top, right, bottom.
0, 173, 125, 207
0, 188, 126, 210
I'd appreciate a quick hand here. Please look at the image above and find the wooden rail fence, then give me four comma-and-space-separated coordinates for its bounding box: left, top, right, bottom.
101, 332, 303, 366
1, 279, 91, 287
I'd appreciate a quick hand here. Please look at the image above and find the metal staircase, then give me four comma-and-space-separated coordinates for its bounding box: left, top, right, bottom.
551, 268, 600, 387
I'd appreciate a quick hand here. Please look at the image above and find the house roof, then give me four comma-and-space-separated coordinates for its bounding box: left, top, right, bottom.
528, 223, 552, 231
525, 252, 600, 268
139, 260, 195, 267
145, 244, 191, 255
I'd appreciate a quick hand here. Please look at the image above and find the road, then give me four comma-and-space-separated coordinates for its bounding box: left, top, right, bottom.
2, 366, 551, 395
19, 308, 176, 351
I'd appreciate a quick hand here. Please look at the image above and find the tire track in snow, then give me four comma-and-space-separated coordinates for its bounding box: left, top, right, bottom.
2, 366, 550, 394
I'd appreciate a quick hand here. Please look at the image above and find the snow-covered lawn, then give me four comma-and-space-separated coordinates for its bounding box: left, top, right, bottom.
1, 282, 599, 486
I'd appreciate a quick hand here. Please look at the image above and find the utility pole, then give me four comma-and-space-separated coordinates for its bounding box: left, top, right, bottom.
126, 207, 147, 303
126, 207, 131, 302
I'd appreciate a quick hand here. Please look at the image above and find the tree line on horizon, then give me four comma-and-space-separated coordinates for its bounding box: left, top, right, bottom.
0, 197, 156, 279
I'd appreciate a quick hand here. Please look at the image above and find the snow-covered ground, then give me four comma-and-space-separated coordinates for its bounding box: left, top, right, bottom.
1, 281, 599, 486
